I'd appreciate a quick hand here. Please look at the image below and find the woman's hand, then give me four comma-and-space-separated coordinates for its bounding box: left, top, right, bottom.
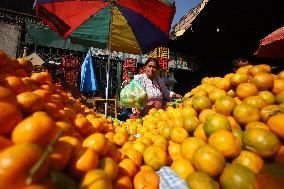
174, 93, 182, 99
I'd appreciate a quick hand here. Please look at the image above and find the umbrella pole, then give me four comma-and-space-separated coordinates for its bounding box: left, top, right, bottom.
105, 1, 115, 117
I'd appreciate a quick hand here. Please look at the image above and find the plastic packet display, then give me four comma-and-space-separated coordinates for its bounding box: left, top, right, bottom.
120, 80, 148, 109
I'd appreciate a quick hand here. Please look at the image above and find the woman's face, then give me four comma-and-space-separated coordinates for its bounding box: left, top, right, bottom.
145, 61, 158, 79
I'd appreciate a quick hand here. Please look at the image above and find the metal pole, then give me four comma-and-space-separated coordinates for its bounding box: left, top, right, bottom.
104, 1, 115, 116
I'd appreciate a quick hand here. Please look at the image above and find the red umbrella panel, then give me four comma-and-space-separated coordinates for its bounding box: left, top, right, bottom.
255, 26, 284, 58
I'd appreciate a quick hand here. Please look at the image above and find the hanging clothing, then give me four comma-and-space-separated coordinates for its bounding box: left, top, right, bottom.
80, 51, 98, 93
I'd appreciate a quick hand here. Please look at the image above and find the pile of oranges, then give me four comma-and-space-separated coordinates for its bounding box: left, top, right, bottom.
0, 50, 159, 189
1, 48, 284, 189
122, 64, 284, 188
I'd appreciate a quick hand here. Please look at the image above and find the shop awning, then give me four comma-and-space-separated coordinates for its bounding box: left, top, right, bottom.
25, 23, 87, 52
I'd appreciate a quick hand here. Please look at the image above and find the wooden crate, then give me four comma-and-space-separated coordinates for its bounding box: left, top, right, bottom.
93, 98, 117, 118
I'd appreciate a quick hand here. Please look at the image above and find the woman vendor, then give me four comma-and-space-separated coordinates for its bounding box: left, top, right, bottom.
133, 58, 182, 117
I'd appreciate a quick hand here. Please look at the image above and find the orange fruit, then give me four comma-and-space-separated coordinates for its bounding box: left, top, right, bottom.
160, 125, 173, 139
40, 72, 52, 82
267, 113, 284, 140
192, 144, 225, 177
133, 169, 159, 189
203, 113, 231, 136
233, 103, 261, 125
232, 150, 264, 174
214, 96, 237, 116
121, 141, 133, 152
74, 118, 92, 137
259, 90, 276, 105
143, 145, 168, 171
246, 121, 270, 131
171, 117, 184, 127
214, 78, 231, 91
255, 164, 284, 189
17, 58, 33, 72
272, 79, 284, 94
230, 73, 249, 87
0, 135, 12, 153
104, 142, 122, 163
170, 127, 189, 144
113, 131, 129, 147
181, 137, 206, 162
182, 98, 193, 107
12, 112, 56, 147
124, 148, 142, 167
42, 102, 61, 120
0, 86, 17, 104
236, 65, 253, 74
193, 89, 208, 97
183, 116, 199, 133
168, 142, 182, 160
208, 88, 227, 103
193, 123, 208, 142
227, 89, 236, 97
69, 148, 99, 178
186, 171, 220, 189
198, 109, 216, 123
49, 140, 72, 171
114, 174, 133, 189
118, 158, 137, 179
236, 83, 259, 100
156, 120, 167, 134
99, 157, 119, 181
20, 184, 52, 189
0, 144, 46, 189
260, 104, 283, 122
259, 64, 272, 73
274, 145, 284, 165
55, 121, 76, 137
2, 76, 29, 94
251, 72, 274, 90
242, 128, 281, 158
192, 96, 212, 112
220, 163, 256, 189
132, 141, 147, 155
248, 65, 268, 76
243, 95, 267, 110
82, 133, 109, 157
33, 89, 51, 102
208, 130, 241, 158
40, 83, 54, 94
31, 73, 47, 85
91, 118, 104, 132
171, 158, 195, 179
227, 116, 241, 129
0, 102, 23, 135
80, 169, 112, 189
275, 91, 284, 104
17, 92, 44, 114
152, 135, 168, 150
59, 136, 82, 156
7, 57, 20, 68
139, 165, 155, 172
278, 70, 284, 79
182, 106, 197, 118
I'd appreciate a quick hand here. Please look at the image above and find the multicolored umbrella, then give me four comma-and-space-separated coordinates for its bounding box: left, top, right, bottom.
36, 0, 176, 55
255, 26, 284, 58
36, 0, 175, 116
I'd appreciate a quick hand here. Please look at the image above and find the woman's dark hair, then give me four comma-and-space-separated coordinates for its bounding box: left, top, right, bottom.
145, 58, 160, 69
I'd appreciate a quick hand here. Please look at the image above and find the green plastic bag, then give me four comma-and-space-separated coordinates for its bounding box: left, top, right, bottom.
120, 80, 148, 108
